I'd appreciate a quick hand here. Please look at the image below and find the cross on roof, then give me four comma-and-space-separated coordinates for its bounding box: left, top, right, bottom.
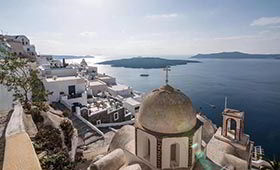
163, 66, 171, 85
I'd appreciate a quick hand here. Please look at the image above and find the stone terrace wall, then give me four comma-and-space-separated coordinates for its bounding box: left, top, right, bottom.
3, 102, 41, 170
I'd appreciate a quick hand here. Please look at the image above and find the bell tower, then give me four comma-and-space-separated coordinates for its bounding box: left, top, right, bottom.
222, 108, 245, 141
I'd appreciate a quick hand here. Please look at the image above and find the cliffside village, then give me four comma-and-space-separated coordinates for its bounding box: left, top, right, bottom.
0, 34, 270, 170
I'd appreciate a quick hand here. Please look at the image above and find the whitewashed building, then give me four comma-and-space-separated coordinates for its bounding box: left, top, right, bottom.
43, 76, 87, 109
40, 66, 78, 78
123, 97, 140, 115
88, 80, 107, 96
5, 35, 37, 57
97, 75, 116, 86
107, 84, 133, 97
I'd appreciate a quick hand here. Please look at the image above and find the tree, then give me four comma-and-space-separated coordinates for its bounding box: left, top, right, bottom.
0, 56, 32, 108
0, 54, 48, 110
30, 69, 50, 111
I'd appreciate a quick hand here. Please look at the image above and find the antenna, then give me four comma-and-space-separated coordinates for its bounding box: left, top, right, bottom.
224, 96, 228, 110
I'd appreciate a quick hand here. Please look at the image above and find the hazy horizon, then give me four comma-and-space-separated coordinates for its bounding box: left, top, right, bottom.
1, 0, 280, 56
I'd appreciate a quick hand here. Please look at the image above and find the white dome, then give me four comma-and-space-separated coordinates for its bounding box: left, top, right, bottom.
137, 85, 197, 134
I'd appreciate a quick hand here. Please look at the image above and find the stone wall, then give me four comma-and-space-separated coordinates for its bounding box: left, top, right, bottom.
3, 103, 41, 170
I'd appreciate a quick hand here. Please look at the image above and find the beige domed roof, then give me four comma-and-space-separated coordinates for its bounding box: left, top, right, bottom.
137, 85, 197, 134
108, 125, 135, 153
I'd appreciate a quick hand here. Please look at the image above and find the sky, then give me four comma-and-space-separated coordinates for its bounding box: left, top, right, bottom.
1, 0, 280, 56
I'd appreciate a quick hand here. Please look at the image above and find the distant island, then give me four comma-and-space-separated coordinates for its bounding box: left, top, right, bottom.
97, 57, 201, 69
53, 55, 94, 60
191, 52, 280, 59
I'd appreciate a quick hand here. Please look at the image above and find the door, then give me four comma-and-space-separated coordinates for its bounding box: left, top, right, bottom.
68, 85, 76, 96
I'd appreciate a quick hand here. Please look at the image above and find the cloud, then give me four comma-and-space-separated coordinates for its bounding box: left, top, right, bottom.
251, 17, 280, 26
146, 13, 178, 19
79, 31, 97, 37
213, 35, 259, 41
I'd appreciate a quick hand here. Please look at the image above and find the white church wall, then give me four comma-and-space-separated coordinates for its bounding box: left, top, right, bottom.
136, 129, 157, 167
0, 85, 13, 113
162, 137, 189, 169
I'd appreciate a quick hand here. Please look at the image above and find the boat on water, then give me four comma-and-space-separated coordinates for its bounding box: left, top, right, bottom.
140, 74, 149, 77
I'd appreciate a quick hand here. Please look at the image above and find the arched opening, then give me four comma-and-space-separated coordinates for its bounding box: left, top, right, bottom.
144, 138, 151, 161
170, 143, 180, 167
226, 118, 237, 140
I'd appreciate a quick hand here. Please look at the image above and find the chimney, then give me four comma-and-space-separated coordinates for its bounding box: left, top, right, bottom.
62, 58, 66, 67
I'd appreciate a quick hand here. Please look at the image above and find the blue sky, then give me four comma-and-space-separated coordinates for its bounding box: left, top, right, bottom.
1, 0, 280, 56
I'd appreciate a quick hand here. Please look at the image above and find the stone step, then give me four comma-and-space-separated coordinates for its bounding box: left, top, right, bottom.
84, 136, 103, 146
72, 119, 85, 127
79, 128, 92, 136
78, 124, 90, 131
83, 132, 96, 140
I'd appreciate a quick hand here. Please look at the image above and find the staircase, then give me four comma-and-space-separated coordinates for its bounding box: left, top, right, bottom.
70, 115, 103, 147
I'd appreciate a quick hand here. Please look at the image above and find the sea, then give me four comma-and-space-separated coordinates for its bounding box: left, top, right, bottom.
61, 55, 280, 158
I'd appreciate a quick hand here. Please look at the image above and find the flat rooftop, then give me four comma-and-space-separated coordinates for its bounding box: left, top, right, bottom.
108, 84, 130, 91
89, 80, 107, 87
124, 97, 140, 106
45, 76, 84, 83
98, 76, 114, 80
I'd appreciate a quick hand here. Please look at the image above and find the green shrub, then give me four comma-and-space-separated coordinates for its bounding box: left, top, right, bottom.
40, 150, 75, 170
62, 110, 70, 117
33, 102, 49, 112
34, 125, 62, 154
28, 107, 44, 124
60, 119, 74, 149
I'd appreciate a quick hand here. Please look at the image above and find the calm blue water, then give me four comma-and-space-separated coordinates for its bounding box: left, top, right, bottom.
64, 56, 280, 157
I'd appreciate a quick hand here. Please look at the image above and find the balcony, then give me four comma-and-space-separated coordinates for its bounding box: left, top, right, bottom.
68, 93, 82, 99
60, 92, 87, 110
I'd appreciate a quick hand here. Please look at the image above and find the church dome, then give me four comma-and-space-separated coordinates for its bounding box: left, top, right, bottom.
137, 85, 197, 134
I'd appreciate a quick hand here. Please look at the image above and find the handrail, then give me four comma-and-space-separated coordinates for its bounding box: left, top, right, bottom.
74, 113, 104, 137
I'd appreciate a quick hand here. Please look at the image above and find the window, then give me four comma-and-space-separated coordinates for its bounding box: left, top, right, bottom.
135, 106, 140, 113
144, 138, 151, 161
170, 143, 180, 167
96, 120, 101, 125
114, 112, 119, 121
68, 85, 76, 96
171, 144, 176, 161
125, 110, 130, 117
